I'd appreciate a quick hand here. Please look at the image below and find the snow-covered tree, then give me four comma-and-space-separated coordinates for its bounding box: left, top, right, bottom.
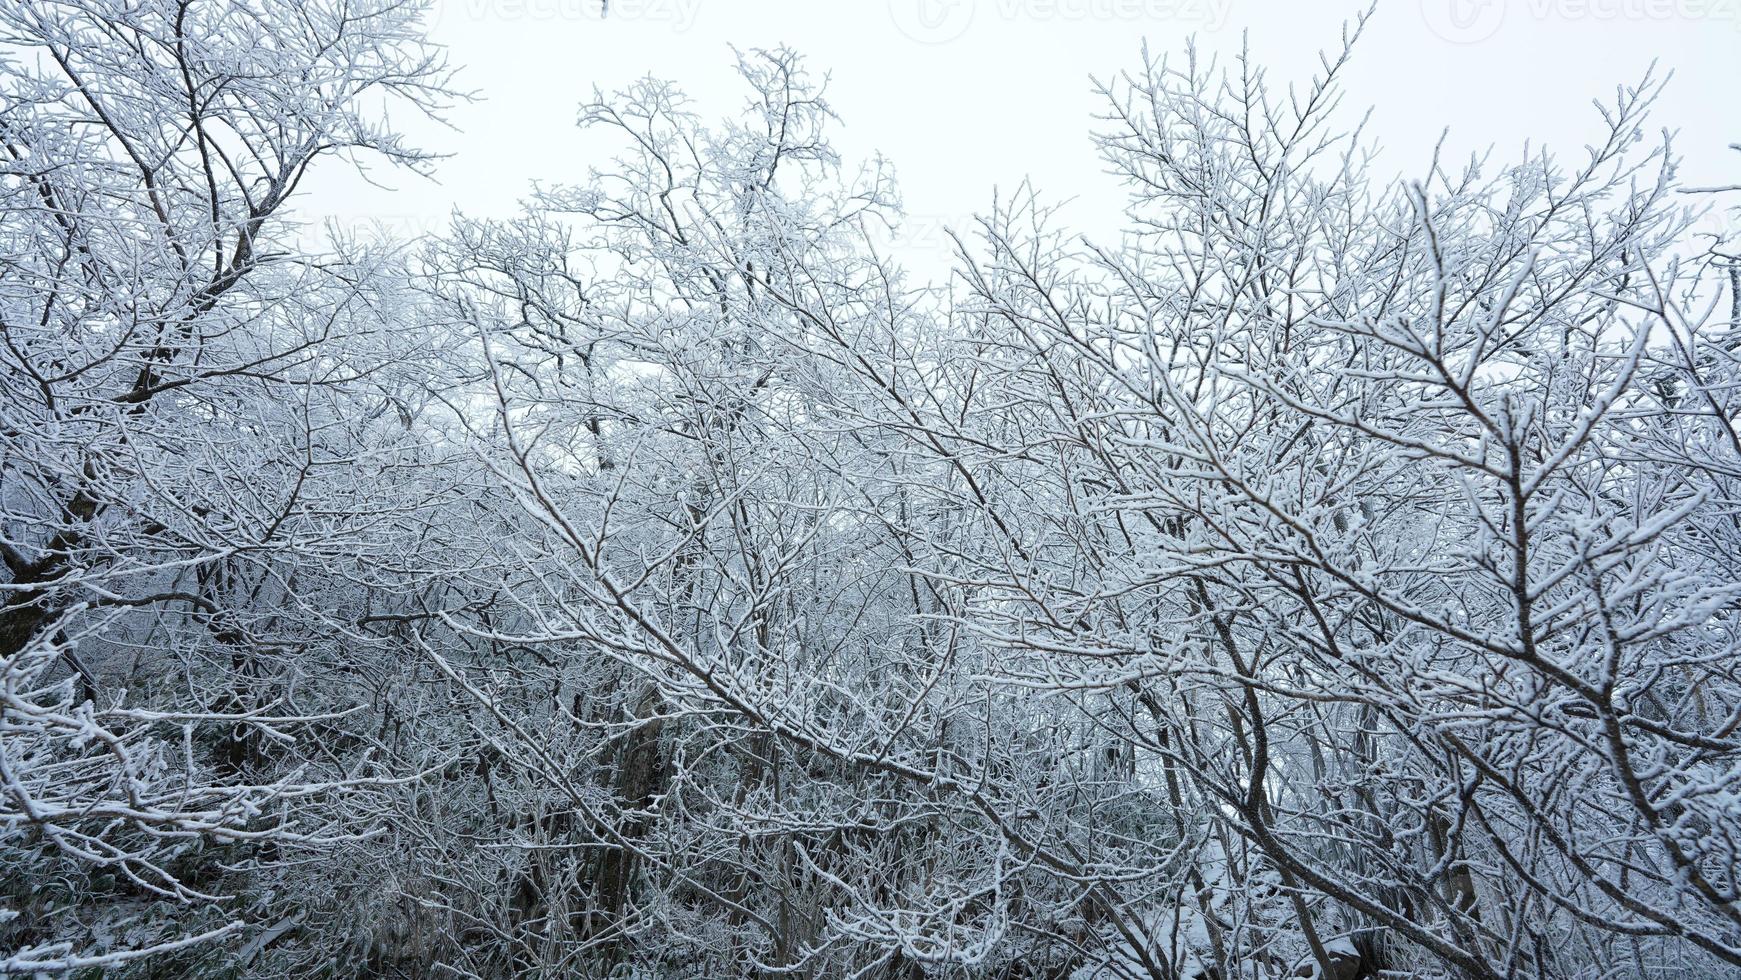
6, 6, 1740, 978
0, 0, 453, 970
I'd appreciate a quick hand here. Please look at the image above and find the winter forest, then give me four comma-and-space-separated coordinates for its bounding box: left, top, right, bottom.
3, 1, 1741, 977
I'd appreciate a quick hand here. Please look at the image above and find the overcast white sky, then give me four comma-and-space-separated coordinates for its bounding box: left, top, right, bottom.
303, 0, 1741, 270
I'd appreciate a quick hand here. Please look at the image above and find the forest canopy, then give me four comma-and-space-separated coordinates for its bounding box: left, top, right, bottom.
3, 2, 1740, 978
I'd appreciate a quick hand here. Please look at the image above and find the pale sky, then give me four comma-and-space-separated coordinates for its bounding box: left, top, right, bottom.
302, 0, 1741, 270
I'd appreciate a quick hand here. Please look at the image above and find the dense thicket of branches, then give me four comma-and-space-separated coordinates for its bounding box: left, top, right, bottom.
4, 3, 1740, 977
